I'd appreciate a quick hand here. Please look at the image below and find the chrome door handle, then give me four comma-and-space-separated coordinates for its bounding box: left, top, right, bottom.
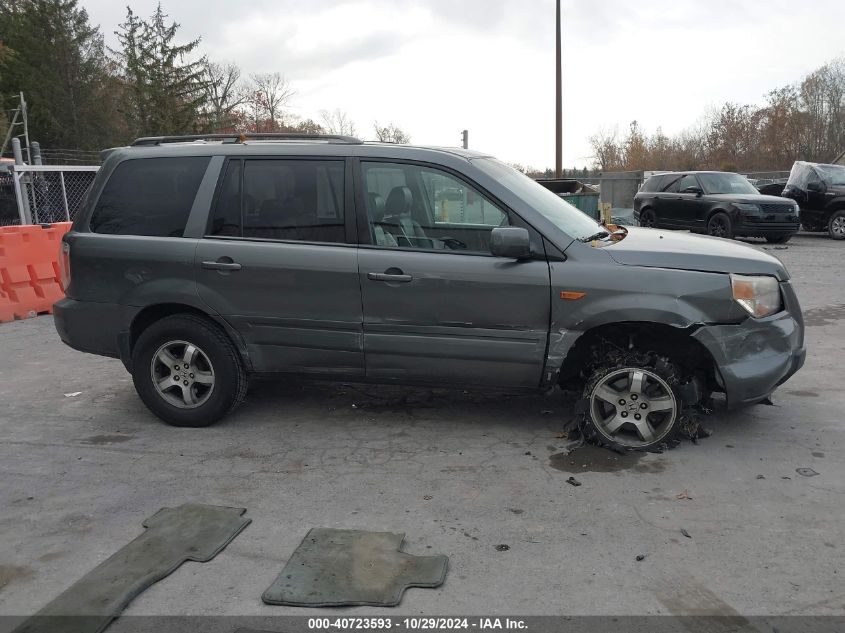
367, 272, 413, 283
202, 260, 242, 271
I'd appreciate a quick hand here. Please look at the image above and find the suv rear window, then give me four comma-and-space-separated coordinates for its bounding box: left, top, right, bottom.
90, 157, 210, 236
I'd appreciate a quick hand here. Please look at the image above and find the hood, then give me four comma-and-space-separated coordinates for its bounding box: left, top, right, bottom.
604, 227, 789, 280
705, 193, 795, 205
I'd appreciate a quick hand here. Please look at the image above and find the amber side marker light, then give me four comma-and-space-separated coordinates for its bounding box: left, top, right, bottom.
560, 291, 586, 300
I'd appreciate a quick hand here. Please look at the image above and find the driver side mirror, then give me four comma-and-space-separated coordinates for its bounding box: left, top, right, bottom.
681, 186, 703, 196
490, 227, 531, 259
807, 181, 825, 193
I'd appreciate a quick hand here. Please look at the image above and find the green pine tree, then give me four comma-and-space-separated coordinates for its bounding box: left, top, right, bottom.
113, 3, 209, 137
0, 0, 124, 151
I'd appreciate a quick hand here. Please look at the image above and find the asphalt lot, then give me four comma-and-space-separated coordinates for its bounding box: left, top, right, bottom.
0, 232, 843, 622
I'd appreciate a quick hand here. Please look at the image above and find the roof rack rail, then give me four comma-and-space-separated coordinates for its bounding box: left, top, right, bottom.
130, 133, 363, 146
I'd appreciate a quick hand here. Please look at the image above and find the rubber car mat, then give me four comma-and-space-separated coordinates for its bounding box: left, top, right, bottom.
13, 503, 251, 633
262, 528, 448, 607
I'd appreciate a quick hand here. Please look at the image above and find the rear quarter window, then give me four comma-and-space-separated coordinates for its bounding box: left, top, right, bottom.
640, 175, 664, 192
90, 156, 210, 236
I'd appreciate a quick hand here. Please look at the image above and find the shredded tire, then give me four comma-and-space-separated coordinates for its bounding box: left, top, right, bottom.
574, 344, 709, 453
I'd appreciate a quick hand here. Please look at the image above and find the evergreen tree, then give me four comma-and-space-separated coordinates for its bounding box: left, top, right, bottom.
0, 0, 124, 151
113, 3, 209, 136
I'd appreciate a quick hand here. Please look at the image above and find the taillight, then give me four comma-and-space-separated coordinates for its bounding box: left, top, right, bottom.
60, 241, 71, 290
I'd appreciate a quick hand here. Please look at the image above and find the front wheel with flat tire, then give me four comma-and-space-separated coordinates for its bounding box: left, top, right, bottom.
582, 353, 682, 451
132, 314, 248, 427
707, 212, 733, 239
829, 210, 845, 240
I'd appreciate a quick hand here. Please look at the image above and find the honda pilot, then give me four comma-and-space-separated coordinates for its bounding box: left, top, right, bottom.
53, 134, 806, 451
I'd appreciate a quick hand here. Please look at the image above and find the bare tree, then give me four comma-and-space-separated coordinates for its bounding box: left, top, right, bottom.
248, 72, 294, 131
588, 127, 622, 171
204, 61, 246, 131
320, 109, 357, 136
373, 121, 410, 143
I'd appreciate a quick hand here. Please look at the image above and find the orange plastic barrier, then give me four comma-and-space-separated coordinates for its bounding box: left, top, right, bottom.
0, 222, 72, 323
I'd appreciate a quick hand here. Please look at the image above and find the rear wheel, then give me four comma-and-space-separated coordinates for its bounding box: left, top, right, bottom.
707, 212, 733, 239
639, 208, 656, 228
132, 314, 248, 427
829, 210, 845, 240
765, 235, 792, 244
582, 353, 682, 451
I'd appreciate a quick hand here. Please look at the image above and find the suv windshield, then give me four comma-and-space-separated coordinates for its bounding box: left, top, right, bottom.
816, 164, 845, 186
697, 172, 759, 195
474, 158, 602, 240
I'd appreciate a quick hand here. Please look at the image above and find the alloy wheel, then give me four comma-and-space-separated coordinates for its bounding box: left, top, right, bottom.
831, 216, 845, 238
150, 340, 215, 409
709, 218, 727, 237
589, 367, 678, 448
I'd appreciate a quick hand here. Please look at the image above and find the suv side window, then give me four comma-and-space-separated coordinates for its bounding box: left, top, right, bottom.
640, 175, 662, 192
362, 161, 509, 253
662, 176, 682, 193
90, 157, 210, 236
208, 159, 345, 243
678, 174, 699, 192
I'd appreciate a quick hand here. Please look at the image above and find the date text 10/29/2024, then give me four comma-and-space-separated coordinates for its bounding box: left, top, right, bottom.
308, 618, 528, 631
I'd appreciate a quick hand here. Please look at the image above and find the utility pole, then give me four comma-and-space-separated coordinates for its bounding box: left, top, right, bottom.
461, 129, 469, 150
555, 0, 562, 178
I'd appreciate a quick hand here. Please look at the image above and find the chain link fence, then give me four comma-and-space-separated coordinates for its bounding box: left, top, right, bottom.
2, 165, 99, 225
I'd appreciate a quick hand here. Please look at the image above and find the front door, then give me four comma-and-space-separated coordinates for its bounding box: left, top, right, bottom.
196, 157, 363, 376
356, 160, 551, 388
674, 173, 705, 228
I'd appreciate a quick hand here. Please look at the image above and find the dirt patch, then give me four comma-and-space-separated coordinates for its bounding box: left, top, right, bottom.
79, 434, 134, 445
548, 444, 666, 474
786, 390, 819, 397
0, 564, 34, 590
803, 304, 845, 327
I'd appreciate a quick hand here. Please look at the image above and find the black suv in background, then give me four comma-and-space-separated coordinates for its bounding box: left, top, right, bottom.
781, 161, 845, 240
634, 171, 800, 243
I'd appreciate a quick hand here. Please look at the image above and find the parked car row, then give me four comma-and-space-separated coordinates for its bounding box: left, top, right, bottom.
633, 162, 845, 241
633, 171, 800, 243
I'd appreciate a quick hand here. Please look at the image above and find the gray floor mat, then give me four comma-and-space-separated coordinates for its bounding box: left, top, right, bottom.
14, 503, 251, 633
262, 528, 448, 607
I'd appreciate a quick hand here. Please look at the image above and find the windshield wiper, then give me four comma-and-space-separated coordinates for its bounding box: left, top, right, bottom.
579, 230, 610, 243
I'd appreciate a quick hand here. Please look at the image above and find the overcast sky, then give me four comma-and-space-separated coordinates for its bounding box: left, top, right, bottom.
83, 0, 845, 168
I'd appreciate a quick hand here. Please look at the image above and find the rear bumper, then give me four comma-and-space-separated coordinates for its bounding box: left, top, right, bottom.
691, 281, 805, 408
53, 297, 124, 360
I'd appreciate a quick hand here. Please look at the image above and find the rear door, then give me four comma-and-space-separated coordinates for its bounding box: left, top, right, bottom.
653, 175, 682, 227
195, 157, 363, 376
673, 174, 705, 227
356, 160, 551, 388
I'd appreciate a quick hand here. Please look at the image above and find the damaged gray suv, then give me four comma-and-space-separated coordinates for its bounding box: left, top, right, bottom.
54, 134, 806, 450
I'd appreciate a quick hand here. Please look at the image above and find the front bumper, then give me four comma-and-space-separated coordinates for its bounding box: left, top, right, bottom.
734, 212, 800, 237
691, 281, 805, 408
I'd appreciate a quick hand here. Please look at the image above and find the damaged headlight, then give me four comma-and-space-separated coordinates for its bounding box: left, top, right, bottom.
731, 274, 782, 318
